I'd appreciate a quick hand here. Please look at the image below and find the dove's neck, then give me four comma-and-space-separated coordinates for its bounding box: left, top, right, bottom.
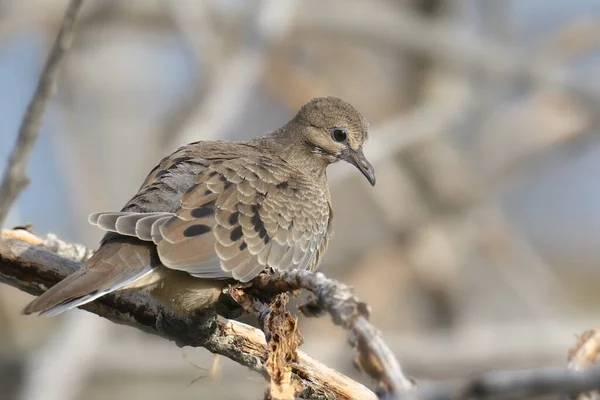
255, 125, 333, 179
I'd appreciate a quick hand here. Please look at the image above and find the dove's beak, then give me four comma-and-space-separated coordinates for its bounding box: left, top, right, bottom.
347, 148, 376, 186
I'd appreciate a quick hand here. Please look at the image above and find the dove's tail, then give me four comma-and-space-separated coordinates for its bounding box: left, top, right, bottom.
23, 236, 156, 316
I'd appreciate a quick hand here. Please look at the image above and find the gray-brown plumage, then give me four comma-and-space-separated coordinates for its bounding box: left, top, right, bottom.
23, 97, 375, 316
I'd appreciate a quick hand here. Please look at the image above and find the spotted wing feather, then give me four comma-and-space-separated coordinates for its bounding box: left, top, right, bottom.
89, 147, 332, 283
156, 156, 332, 282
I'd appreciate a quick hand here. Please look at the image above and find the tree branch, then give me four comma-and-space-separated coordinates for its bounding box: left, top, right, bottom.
250, 271, 415, 396
0, 231, 376, 400
3, 230, 600, 399
0, 0, 84, 226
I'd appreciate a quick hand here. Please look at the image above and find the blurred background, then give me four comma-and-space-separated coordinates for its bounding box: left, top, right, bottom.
1, 0, 600, 399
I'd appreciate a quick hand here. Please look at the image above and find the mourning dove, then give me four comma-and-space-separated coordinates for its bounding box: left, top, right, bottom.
23, 97, 375, 317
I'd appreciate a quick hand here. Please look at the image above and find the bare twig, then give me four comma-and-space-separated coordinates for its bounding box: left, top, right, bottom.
169, 0, 298, 148
159, 0, 222, 150
19, 312, 110, 400
252, 270, 415, 397
0, 6, 87, 394
0, 0, 83, 227
294, 1, 600, 110
0, 232, 376, 400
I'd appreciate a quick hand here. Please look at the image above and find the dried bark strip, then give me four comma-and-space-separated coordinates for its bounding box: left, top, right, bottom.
231, 289, 304, 400
0, 0, 84, 226
0, 232, 376, 400
264, 295, 303, 400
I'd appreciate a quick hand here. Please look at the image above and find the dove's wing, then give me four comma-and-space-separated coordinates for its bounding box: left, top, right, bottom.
90, 148, 333, 283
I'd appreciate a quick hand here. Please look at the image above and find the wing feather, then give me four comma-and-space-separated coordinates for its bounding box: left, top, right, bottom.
89, 154, 332, 283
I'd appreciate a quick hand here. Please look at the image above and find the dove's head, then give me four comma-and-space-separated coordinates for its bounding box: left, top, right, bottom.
289, 96, 376, 186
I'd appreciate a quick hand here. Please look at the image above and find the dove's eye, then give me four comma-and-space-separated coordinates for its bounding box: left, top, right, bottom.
331, 128, 347, 142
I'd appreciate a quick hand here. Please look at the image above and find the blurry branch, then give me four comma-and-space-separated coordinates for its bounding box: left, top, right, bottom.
454, 0, 564, 318
4, 232, 600, 399
294, 1, 600, 110
159, 1, 223, 151
472, 205, 568, 317
0, 0, 83, 227
262, 52, 329, 110
0, 5, 91, 397
324, 3, 597, 197
19, 312, 111, 400
167, 0, 298, 148
337, 70, 593, 226
405, 365, 600, 400
383, 52, 591, 318
403, 0, 445, 106
540, 17, 600, 65
92, 317, 600, 379
0, 231, 377, 400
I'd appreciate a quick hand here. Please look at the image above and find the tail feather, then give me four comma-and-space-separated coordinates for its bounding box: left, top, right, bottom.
23, 237, 156, 316
23, 268, 152, 316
